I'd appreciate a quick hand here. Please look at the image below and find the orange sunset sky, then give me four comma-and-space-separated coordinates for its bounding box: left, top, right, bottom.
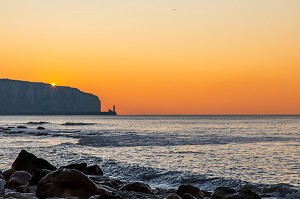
1, 0, 300, 115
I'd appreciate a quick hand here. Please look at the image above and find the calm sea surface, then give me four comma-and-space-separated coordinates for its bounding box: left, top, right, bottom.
0, 115, 299, 198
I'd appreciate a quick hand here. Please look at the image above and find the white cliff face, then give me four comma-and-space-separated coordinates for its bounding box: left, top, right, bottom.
0, 79, 101, 114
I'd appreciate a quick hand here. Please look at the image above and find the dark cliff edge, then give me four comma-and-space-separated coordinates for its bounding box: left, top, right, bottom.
0, 79, 107, 115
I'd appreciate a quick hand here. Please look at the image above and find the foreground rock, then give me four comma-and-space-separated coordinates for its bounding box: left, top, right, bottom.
36, 168, 107, 199
29, 169, 51, 186
0, 150, 264, 199
11, 150, 56, 175
176, 185, 204, 199
7, 171, 32, 189
86, 165, 104, 176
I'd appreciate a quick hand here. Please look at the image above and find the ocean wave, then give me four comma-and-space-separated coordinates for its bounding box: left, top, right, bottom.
77, 134, 298, 147
101, 158, 300, 198
62, 122, 95, 126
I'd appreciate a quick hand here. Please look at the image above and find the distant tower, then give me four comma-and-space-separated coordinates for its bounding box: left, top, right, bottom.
113, 105, 116, 112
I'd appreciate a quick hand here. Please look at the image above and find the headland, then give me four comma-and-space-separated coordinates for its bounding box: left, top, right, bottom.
0, 79, 116, 115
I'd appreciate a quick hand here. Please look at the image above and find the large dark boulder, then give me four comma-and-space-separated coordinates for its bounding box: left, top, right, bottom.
36, 168, 107, 199
120, 182, 153, 194
11, 150, 56, 175
176, 185, 204, 199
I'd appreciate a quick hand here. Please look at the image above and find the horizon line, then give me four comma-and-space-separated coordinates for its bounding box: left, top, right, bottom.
117, 114, 300, 116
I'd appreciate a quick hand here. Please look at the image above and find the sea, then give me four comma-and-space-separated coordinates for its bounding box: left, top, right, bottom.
0, 115, 299, 198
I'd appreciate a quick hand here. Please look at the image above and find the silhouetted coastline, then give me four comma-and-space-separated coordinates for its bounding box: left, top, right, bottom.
0, 79, 116, 115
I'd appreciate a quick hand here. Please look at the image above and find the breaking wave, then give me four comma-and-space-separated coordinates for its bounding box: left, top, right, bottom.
101, 158, 300, 199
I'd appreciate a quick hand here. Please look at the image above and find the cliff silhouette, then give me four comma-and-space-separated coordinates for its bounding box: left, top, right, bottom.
0, 79, 101, 114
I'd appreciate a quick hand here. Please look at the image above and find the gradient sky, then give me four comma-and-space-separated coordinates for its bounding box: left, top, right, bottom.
1, 0, 300, 114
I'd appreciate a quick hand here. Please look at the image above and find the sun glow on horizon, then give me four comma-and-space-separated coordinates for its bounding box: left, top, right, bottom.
1, 0, 300, 114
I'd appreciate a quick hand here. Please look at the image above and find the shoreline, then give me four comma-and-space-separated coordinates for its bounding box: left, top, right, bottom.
0, 150, 264, 199
0, 150, 299, 199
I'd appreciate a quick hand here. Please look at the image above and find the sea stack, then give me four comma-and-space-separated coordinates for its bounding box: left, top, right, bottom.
0, 79, 101, 114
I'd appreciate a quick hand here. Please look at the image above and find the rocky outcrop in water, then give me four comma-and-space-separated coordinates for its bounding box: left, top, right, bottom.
0, 79, 101, 114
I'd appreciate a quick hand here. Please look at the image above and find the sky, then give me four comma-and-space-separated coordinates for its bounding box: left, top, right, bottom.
0, 0, 300, 115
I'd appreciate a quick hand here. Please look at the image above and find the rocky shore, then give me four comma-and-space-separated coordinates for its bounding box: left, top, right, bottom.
0, 150, 263, 199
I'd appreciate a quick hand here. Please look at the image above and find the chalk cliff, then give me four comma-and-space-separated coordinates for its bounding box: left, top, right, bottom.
0, 79, 101, 114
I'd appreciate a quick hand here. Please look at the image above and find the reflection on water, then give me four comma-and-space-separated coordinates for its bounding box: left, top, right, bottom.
0, 115, 299, 193
0, 136, 77, 148
76, 142, 300, 187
